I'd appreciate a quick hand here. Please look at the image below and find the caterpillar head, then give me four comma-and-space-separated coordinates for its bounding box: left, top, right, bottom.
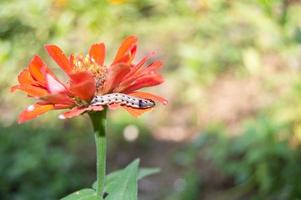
138, 99, 155, 109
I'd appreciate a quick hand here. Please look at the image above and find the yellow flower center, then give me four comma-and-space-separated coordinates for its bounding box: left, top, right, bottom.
72, 54, 107, 94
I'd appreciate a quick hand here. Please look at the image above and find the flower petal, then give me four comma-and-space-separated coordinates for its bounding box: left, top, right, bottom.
28, 55, 50, 85
139, 60, 163, 75
11, 84, 49, 97
59, 105, 104, 119
103, 63, 131, 93
129, 91, 168, 105
17, 69, 35, 85
89, 43, 106, 66
123, 106, 153, 117
112, 36, 137, 64
46, 73, 67, 94
122, 73, 164, 93
117, 57, 163, 92
18, 104, 54, 123
59, 107, 88, 119
39, 93, 75, 106
45, 45, 73, 74
53, 104, 72, 109
121, 54, 151, 82
69, 72, 96, 100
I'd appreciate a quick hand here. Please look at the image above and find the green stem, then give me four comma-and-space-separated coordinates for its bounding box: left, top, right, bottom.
89, 109, 107, 199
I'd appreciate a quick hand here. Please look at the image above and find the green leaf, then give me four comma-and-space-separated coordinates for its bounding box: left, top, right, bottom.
60, 189, 98, 200
92, 167, 160, 190
104, 159, 140, 200
137, 168, 160, 180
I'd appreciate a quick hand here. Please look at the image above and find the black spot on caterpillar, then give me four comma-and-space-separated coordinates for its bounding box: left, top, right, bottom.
90, 93, 155, 109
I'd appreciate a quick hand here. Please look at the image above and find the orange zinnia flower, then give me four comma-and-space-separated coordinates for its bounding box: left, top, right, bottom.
11, 36, 167, 123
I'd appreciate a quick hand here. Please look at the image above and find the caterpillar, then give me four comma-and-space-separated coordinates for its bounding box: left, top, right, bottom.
90, 93, 155, 109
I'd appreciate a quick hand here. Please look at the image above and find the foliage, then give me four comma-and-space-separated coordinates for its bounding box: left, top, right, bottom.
63, 159, 159, 200
0, 123, 94, 200
61, 189, 98, 200
207, 117, 301, 199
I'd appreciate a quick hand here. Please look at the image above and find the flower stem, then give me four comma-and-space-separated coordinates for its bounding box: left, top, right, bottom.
89, 109, 107, 199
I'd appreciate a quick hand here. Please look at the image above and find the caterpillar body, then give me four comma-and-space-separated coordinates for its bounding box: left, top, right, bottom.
90, 93, 155, 109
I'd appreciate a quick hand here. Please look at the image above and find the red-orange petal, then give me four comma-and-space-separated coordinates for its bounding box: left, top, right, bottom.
112, 36, 137, 64
59, 107, 88, 119
59, 105, 104, 119
123, 106, 153, 117
37, 101, 71, 109
28, 55, 49, 85
17, 69, 35, 85
11, 84, 49, 97
117, 61, 162, 92
53, 104, 72, 109
18, 104, 54, 123
122, 73, 164, 93
129, 91, 168, 105
69, 72, 96, 101
103, 63, 131, 93
89, 43, 106, 66
45, 45, 73, 74
121, 55, 150, 83
39, 93, 75, 106
139, 60, 163, 75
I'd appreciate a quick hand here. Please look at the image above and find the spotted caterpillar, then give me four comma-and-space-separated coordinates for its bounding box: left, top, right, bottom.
90, 93, 155, 109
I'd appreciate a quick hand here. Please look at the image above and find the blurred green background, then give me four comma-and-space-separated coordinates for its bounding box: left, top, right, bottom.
1, 0, 301, 199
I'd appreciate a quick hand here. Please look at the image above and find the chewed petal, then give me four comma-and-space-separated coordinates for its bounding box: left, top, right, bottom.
129, 91, 168, 105
123, 106, 153, 117
18, 104, 54, 123
45, 45, 73, 74
112, 36, 137, 64
89, 43, 106, 65
69, 72, 96, 101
